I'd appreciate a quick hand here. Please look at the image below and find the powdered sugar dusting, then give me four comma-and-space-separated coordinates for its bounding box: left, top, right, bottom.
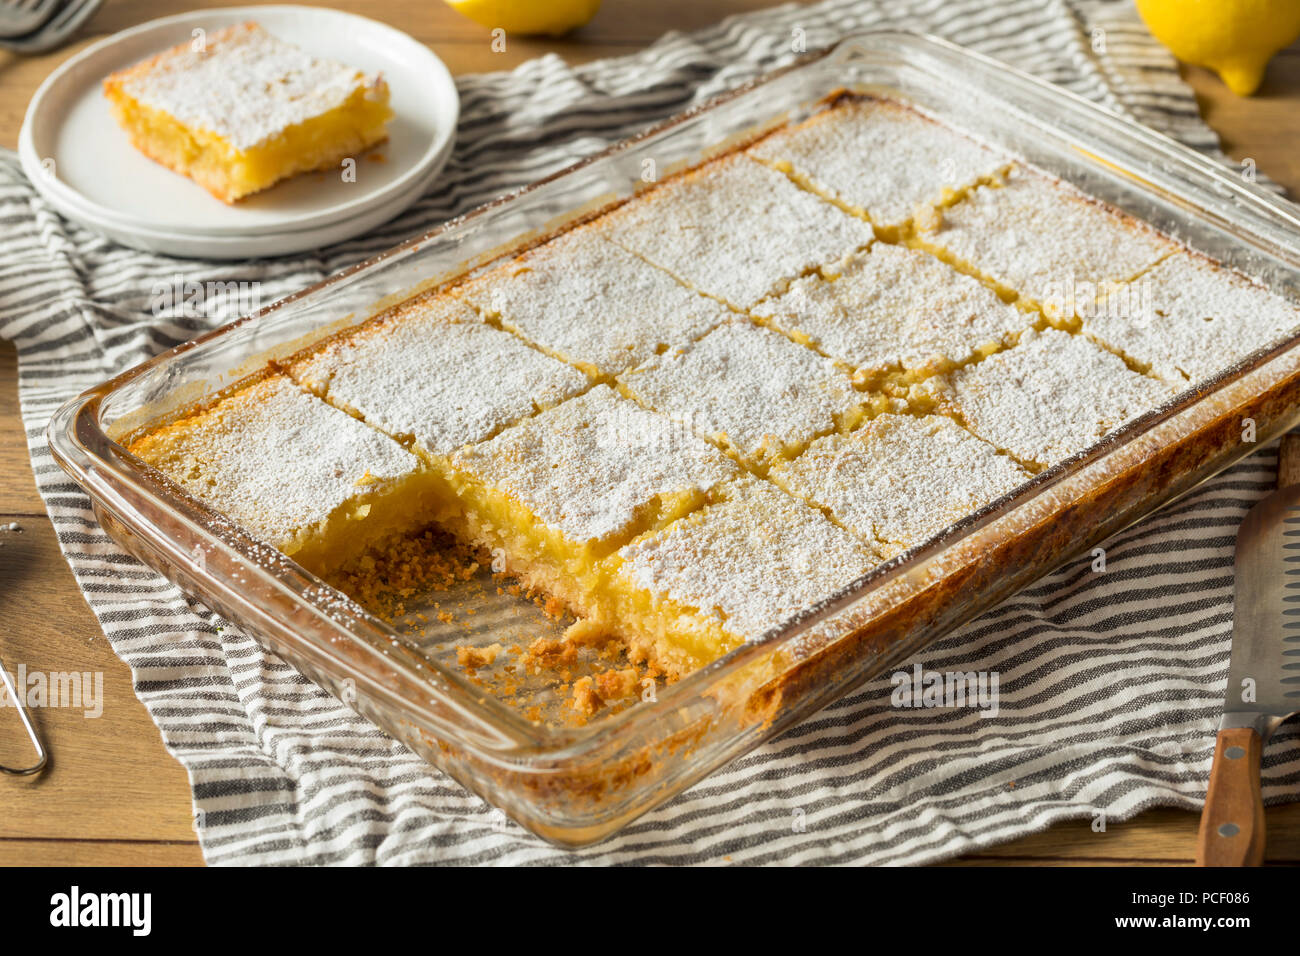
288, 296, 587, 458
919, 327, 1178, 467
1088, 252, 1300, 384
602, 153, 874, 308
459, 224, 733, 376
617, 477, 879, 640
929, 165, 1174, 309
452, 385, 736, 546
748, 98, 1010, 227
771, 413, 1031, 556
117, 22, 384, 151
752, 243, 1032, 378
618, 322, 863, 470
133, 374, 418, 548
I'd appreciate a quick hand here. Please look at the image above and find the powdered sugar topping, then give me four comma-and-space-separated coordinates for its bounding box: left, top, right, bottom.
288, 296, 587, 458
459, 225, 733, 376
452, 385, 736, 546
919, 326, 1178, 467
771, 413, 1030, 556
1088, 252, 1300, 384
929, 165, 1174, 310
618, 322, 862, 470
118, 22, 383, 151
753, 242, 1032, 378
603, 153, 874, 308
617, 477, 878, 640
749, 98, 1010, 227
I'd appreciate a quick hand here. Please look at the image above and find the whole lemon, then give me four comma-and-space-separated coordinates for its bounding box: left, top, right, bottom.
444, 0, 603, 37
1135, 0, 1300, 95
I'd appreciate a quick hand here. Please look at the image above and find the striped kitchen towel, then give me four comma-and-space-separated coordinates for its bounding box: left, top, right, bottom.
2, 0, 1297, 865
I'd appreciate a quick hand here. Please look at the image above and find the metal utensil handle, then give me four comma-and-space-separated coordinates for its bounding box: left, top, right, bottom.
0, 656, 48, 776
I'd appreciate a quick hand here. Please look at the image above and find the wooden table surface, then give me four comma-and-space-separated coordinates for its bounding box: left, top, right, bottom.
2, 1, 1299, 868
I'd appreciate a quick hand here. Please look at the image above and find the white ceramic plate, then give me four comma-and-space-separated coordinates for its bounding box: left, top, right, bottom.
57, 154, 448, 259
19, 5, 458, 257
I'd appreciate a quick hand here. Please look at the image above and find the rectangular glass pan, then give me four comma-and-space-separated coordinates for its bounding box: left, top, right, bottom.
48, 32, 1300, 847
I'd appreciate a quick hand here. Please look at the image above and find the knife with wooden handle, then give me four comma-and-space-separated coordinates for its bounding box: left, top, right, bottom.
1196, 432, 1300, 866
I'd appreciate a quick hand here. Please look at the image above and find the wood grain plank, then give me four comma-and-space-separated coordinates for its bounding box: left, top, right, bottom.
0, 343, 45, 516
0, 839, 202, 866
82, 0, 779, 44
0, 513, 198, 847
1181, 46, 1300, 195
951, 805, 1300, 863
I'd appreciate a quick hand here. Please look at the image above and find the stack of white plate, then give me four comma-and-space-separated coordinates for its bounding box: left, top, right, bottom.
19, 5, 460, 259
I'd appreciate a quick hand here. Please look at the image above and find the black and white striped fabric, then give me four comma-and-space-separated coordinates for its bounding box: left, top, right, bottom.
3, 0, 1297, 865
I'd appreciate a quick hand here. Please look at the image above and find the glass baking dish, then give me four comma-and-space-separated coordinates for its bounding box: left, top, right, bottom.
47, 32, 1300, 847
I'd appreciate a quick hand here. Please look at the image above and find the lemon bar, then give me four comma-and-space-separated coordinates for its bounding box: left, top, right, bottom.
459, 223, 733, 378
917, 165, 1174, 314
128, 374, 430, 576
439, 385, 737, 625
606, 477, 880, 675
602, 154, 874, 309
617, 322, 868, 473
914, 327, 1178, 468
770, 413, 1031, 558
748, 97, 1010, 230
752, 243, 1034, 387
285, 295, 587, 460
103, 22, 392, 203
1086, 252, 1300, 385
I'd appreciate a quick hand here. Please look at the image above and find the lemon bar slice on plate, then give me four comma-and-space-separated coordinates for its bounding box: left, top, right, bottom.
602, 153, 874, 309
752, 242, 1034, 389
618, 322, 870, 473
459, 223, 733, 378
748, 97, 1011, 232
771, 413, 1031, 559
1086, 252, 1300, 386
913, 327, 1178, 469
128, 373, 430, 576
103, 21, 393, 203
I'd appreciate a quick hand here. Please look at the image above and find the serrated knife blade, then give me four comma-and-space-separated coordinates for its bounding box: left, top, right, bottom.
1197, 433, 1300, 867
1224, 489, 1300, 727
